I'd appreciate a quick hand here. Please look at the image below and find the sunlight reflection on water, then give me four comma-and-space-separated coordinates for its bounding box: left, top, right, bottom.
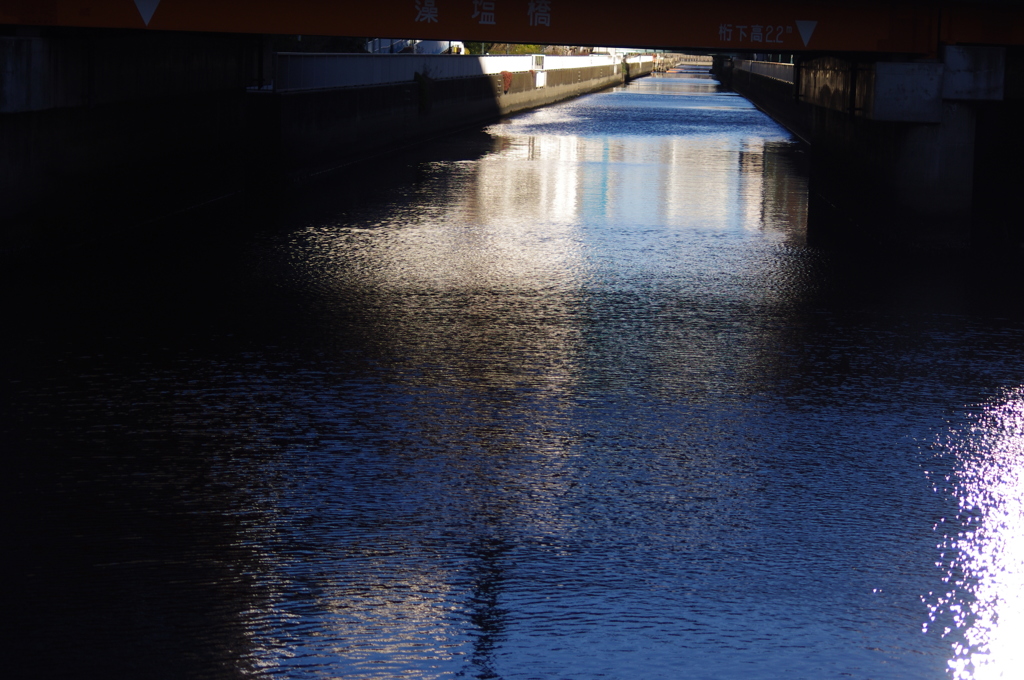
930, 389, 1024, 679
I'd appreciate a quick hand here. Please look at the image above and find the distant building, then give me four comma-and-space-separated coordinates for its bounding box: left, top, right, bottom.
365, 39, 466, 55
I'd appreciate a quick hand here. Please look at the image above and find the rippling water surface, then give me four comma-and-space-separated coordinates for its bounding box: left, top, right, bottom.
6, 74, 1024, 680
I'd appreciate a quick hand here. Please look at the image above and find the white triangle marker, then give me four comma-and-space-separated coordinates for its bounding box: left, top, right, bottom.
134, 0, 161, 26
795, 20, 817, 47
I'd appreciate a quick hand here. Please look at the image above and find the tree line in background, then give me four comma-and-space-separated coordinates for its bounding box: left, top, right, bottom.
464, 43, 592, 55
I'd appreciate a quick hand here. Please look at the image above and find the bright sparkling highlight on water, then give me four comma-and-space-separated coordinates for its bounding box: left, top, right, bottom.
929, 389, 1024, 679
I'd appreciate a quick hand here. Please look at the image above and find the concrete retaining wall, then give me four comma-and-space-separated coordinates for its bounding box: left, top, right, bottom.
0, 28, 653, 251
270, 53, 627, 92
728, 66, 810, 143
253, 60, 649, 184
724, 53, 1024, 250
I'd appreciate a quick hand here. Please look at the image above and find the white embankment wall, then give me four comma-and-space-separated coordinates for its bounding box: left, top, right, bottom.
256, 53, 656, 182
270, 53, 652, 92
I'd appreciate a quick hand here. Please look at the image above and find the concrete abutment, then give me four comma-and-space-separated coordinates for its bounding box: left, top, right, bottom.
723, 48, 1024, 250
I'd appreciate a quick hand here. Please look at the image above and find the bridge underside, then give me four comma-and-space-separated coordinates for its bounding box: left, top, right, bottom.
4, 1, 1024, 252
3, 0, 1024, 55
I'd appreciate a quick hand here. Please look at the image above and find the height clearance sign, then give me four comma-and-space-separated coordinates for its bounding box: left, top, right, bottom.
1, 0, 1019, 54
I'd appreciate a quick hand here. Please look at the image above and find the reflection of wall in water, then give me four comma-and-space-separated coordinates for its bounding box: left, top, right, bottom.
475, 134, 582, 230
660, 138, 737, 229
759, 141, 808, 238
470, 132, 799, 239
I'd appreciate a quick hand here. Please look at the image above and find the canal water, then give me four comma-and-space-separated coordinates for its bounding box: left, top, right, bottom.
5, 74, 1024, 680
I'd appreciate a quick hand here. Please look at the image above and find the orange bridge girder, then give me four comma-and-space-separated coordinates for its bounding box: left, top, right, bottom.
2, 0, 1024, 55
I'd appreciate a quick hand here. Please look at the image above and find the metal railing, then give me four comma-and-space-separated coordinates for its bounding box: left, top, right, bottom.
734, 60, 795, 84
270, 53, 625, 93
673, 54, 714, 65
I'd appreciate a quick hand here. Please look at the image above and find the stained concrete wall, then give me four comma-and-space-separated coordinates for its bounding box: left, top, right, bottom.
726, 51, 1024, 250
725, 66, 809, 142
258, 62, 638, 183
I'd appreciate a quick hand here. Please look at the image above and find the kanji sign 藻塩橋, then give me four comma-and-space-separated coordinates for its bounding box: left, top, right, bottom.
415, 0, 439, 23
473, 0, 496, 25
528, 0, 551, 27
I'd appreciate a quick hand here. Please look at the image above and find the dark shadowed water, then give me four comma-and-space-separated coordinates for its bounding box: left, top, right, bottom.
5, 74, 1024, 680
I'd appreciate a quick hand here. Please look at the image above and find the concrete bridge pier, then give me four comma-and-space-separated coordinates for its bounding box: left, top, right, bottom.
727, 47, 1023, 250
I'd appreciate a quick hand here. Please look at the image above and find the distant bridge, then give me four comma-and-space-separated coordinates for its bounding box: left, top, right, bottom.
3, 0, 1024, 55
